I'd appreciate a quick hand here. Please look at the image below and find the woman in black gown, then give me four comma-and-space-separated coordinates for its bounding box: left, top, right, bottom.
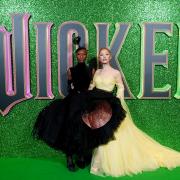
33, 47, 94, 171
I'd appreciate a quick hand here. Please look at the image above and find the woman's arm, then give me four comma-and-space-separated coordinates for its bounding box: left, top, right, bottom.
67, 68, 74, 92
89, 69, 99, 90
115, 71, 124, 100
67, 68, 72, 80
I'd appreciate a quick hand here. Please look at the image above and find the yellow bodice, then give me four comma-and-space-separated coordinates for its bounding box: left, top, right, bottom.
90, 71, 124, 100
94, 75, 117, 92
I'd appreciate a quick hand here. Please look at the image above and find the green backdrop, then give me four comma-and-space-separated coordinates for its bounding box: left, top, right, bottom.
0, 0, 179, 179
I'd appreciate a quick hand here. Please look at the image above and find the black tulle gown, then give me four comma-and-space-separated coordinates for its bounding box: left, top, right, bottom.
33, 63, 126, 156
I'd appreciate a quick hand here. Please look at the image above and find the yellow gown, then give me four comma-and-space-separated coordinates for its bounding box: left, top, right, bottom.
90, 71, 180, 177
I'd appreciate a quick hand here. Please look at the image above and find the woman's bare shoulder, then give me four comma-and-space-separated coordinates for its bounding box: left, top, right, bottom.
111, 68, 121, 75
94, 69, 101, 74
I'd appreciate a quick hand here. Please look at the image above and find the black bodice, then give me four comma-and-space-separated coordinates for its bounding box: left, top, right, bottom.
69, 63, 92, 92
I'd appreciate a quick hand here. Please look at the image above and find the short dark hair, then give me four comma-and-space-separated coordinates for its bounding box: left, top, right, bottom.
75, 47, 87, 53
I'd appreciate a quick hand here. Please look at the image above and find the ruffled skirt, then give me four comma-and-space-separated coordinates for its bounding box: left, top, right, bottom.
90, 101, 180, 177
32, 89, 126, 155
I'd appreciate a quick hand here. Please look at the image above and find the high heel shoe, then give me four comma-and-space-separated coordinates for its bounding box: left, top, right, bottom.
67, 156, 76, 172
76, 156, 86, 169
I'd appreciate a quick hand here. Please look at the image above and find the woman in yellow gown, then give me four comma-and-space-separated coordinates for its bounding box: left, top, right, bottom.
90, 48, 180, 177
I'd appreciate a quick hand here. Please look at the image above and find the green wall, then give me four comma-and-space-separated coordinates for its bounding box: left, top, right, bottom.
0, 0, 179, 159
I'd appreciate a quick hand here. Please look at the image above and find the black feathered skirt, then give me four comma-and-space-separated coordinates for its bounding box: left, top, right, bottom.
32, 89, 126, 155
